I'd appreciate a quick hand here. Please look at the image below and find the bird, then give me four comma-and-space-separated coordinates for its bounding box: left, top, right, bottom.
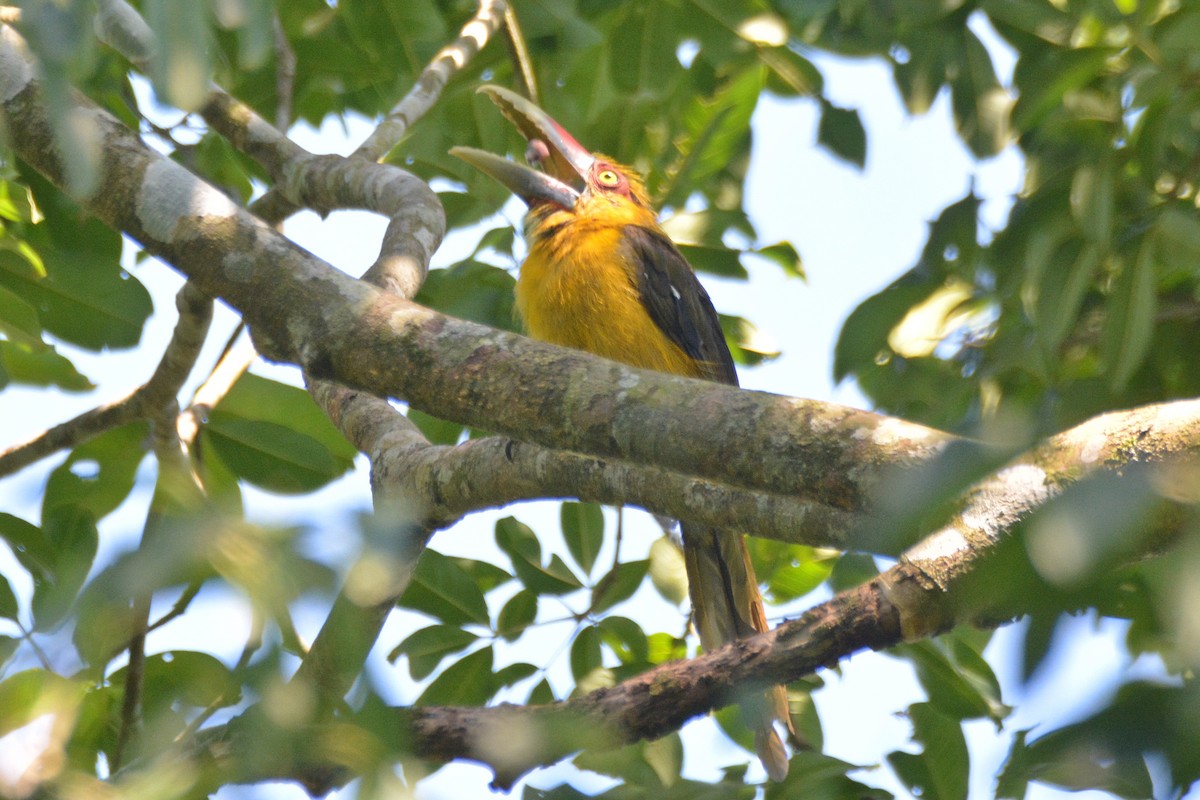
452, 85, 794, 782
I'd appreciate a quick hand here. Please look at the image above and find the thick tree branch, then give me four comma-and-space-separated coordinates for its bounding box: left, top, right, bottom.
0, 283, 212, 477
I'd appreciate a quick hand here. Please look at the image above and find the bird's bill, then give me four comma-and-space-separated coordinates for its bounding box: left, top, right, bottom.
477, 85, 594, 184
450, 146, 580, 209
450, 84, 596, 209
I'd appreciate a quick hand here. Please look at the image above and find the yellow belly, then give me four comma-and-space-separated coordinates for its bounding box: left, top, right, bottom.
515, 224, 700, 378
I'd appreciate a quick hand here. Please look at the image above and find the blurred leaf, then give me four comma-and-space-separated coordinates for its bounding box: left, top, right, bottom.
761, 545, 836, 603
0, 340, 92, 391
415, 646, 495, 706
561, 502, 604, 576
891, 640, 1008, 722
1069, 161, 1113, 245
766, 751, 893, 800
496, 516, 584, 595
0, 283, 42, 343
950, 28, 1010, 158
406, 407, 464, 445
397, 548, 491, 626
888, 702, 969, 800
570, 625, 603, 682
0, 236, 150, 352
1010, 48, 1113, 133
1102, 238, 1157, 390
816, 100, 866, 168
646, 632, 688, 665
388, 625, 479, 680
32, 505, 98, 631
648, 535, 689, 606
528, 678, 556, 705
753, 241, 805, 280
828, 553, 878, 592
203, 374, 357, 494
597, 616, 649, 665
145, 0, 212, 111
0, 670, 85, 739
0, 575, 18, 622
590, 559, 649, 614
677, 244, 749, 279
998, 682, 1192, 798
44, 422, 148, 520
661, 65, 763, 206
494, 661, 538, 691
415, 261, 519, 332
720, 314, 780, 367
110, 651, 239, 713
497, 589, 539, 641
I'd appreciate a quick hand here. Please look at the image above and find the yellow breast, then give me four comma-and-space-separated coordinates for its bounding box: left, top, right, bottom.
515, 219, 700, 378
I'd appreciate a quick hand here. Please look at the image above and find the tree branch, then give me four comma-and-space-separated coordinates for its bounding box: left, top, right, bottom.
0, 283, 212, 477
354, 0, 508, 162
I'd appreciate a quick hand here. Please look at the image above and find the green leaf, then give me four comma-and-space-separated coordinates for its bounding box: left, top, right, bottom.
405, 408, 464, 445
497, 589, 539, 642
388, 625, 479, 681
415, 646, 494, 706
528, 678, 556, 705
753, 242, 805, 280
0, 340, 92, 391
597, 615, 649, 665
570, 626, 603, 682
1102, 237, 1157, 390
397, 548, 491, 626
1069, 161, 1114, 245
677, 244, 749, 279
764, 546, 836, 603
561, 502, 604, 575
720, 314, 781, 367
495, 516, 584, 596
0, 514, 54, 582
32, 505, 98, 631
591, 560, 649, 614
891, 641, 1008, 722
43, 422, 148, 520
202, 374, 357, 494
0, 670, 86, 739
766, 751, 893, 800
145, 0, 212, 111
0, 283, 42, 343
662, 65, 764, 207
648, 535, 689, 606
888, 702, 969, 800
415, 261, 518, 332
817, 100, 866, 168
0, 575, 18, 622
109, 651, 239, 713
950, 29, 1010, 158
494, 661, 538, 691
0, 227, 151, 351
646, 632, 688, 665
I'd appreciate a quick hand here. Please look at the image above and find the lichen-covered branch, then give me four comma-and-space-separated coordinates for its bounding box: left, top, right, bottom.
354, 0, 508, 162
0, 283, 212, 477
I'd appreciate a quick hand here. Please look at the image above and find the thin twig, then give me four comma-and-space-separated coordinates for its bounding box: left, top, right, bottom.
272, 12, 296, 132
353, 0, 508, 162
502, 3, 538, 105
0, 283, 212, 478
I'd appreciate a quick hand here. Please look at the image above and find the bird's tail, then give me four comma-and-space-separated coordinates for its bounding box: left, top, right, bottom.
681, 523, 794, 782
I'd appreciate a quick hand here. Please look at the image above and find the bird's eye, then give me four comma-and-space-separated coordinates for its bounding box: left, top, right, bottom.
597, 169, 620, 188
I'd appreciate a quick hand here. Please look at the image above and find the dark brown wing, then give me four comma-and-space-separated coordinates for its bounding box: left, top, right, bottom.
621, 225, 738, 386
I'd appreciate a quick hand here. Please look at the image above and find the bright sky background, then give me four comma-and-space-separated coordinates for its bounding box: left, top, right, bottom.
0, 13, 1186, 800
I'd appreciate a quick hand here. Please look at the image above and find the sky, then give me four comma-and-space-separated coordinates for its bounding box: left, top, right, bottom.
0, 12, 1185, 800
